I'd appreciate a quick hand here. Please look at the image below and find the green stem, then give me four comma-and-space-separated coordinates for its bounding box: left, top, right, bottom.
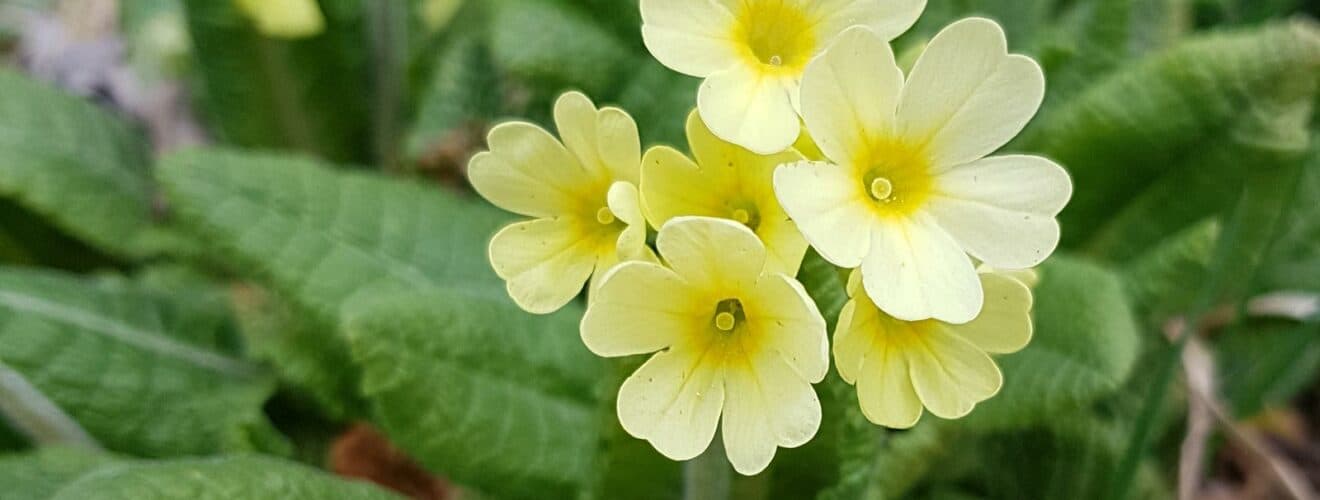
684, 438, 731, 500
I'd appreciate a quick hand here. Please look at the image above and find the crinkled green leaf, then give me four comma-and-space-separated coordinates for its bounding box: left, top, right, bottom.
158, 149, 512, 417
0, 266, 287, 457
0, 70, 152, 260
346, 291, 602, 499
1025, 21, 1318, 257
49, 455, 402, 500
182, 0, 371, 162
960, 256, 1140, 431
0, 447, 120, 500
231, 286, 362, 419
159, 148, 509, 320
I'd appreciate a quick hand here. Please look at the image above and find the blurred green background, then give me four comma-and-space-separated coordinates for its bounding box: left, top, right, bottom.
0, 0, 1316, 499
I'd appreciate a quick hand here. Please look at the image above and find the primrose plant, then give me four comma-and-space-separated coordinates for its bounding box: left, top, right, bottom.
468, 0, 1073, 476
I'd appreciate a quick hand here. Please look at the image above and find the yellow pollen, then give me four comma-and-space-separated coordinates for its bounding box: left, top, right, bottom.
715, 312, 736, 331
595, 207, 616, 225
870, 177, 894, 201
731, 208, 751, 224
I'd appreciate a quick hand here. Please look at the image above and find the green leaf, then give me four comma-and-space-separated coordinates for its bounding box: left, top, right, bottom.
1218, 320, 1320, 418
0, 70, 153, 260
49, 455, 403, 500
405, 30, 502, 162
0, 447, 120, 500
0, 266, 288, 457
1025, 21, 1319, 257
159, 149, 513, 420
346, 291, 602, 499
158, 148, 509, 322
1258, 142, 1320, 292
231, 286, 362, 419
1121, 219, 1220, 322
613, 59, 701, 148
959, 256, 1140, 431
486, 0, 633, 96
181, 0, 372, 162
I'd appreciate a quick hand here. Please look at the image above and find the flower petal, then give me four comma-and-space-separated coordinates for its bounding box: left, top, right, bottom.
581, 262, 700, 357
927, 155, 1071, 269
746, 274, 829, 382
597, 107, 642, 185
488, 218, 598, 314
906, 326, 1002, 419
757, 217, 810, 276
469, 123, 594, 217
656, 217, 767, 294
809, 0, 925, 42
947, 273, 1033, 354
861, 214, 981, 323
856, 337, 923, 429
773, 161, 873, 268
640, 146, 728, 227
617, 348, 725, 461
554, 92, 605, 176
697, 64, 800, 155
640, 0, 741, 77
832, 299, 869, 384
896, 18, 1045, 169
800, 26, 904, 165
721, 348, 821, 475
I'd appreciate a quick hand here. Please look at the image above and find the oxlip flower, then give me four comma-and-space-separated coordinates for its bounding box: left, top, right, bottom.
641, 111, 810, 275
776, 19, 1072, 323
640, 0, 926, 154
834, 270, 1032, 428
235, 0, 325, 38
581, 216, 828, 475
469, 92, 653, 314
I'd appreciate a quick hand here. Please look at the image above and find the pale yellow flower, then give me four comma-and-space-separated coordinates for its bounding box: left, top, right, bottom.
235, 0, 325, 39
641, 0, 926, 154
641, 111, 809, 275
469, 92, 653, 314
581, 217, 828, 475
834, 270, 1032, 428
776, 20, 1072, 323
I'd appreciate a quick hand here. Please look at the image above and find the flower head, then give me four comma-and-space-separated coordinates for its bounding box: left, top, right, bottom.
581, 216, 828, 475
834, 270, 1032, 428
641, 0, 926, 154
469, 92, 653, 314
235, 0, 325, 39
775, 19, 1072, 323
641, 111, 810, 275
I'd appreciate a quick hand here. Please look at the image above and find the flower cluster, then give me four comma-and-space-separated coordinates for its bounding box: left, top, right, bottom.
469, 0, 1072, 476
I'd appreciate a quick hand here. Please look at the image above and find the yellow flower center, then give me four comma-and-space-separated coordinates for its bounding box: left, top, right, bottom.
712, 298, 746, 333
857, 140, 933, 218
727, 203, 761, 231
595, 206, 616, 225
732, 1, 817, 74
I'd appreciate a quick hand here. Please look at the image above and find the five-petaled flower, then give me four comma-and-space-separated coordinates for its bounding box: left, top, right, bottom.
776, 19, 1073, 323
640, 0, 926, 154
642, 111, 810, 276
834, 270, 1033, 428
469, 92, 654, 314
581, 216, 828, 475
